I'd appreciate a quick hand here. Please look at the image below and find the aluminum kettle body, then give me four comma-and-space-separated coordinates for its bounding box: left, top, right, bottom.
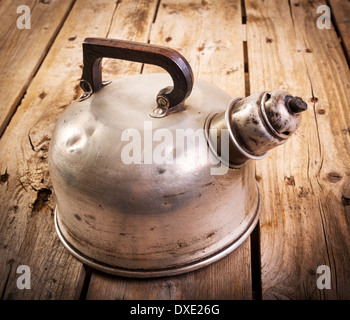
49, 38, 307, 277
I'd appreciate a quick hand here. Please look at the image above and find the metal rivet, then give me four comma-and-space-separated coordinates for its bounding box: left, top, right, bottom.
153, 107, 166, 115
157, 96, 169, 108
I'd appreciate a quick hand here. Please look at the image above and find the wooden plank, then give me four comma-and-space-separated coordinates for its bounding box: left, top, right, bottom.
86, 246, 252, 299
99, 0, 161, 83
86, 0, 252, 300
246, 0, 350, 299
329, 0, 350, 62
0, 0, 76, 136
0, 0, 149, 300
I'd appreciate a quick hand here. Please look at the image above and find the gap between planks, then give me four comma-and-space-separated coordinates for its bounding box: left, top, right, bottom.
241, 0, 262, 300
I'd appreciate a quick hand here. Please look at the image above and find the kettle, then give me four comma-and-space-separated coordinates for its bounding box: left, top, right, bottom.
49, 38, 307, 278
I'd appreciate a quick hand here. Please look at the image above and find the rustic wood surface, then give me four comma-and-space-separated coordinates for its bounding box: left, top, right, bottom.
246, 0, 350, 299
0, 0, 76, 136
0, 0, 122, 300
0, 0, 349, 300
329, 0, 350, 62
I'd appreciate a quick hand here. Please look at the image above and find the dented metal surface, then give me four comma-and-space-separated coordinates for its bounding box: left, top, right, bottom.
49, 74, 260, 277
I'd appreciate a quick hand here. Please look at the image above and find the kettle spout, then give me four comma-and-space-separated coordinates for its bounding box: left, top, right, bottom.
208, 90, 308, 166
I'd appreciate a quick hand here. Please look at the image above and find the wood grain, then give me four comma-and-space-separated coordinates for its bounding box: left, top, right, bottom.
246, 0, 350, 299
0, 0, 76, 136
86, 0, 252, 300
0, 0, 143, 300
86, 245, 252, 300
329, 0, 350, 62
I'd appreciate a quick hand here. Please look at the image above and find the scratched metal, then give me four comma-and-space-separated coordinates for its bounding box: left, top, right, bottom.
49, 73, 305, 277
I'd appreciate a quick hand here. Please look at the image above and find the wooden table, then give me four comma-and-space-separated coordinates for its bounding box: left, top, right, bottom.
0, 0, 349, 300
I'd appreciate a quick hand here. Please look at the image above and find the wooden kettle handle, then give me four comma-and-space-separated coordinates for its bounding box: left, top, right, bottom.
80, 38, 194, 115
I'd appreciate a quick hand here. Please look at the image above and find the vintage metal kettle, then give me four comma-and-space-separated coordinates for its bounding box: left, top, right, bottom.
49, 38, 307, 277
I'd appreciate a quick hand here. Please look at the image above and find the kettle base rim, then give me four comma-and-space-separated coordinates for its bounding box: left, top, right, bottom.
54, 185, 261, 278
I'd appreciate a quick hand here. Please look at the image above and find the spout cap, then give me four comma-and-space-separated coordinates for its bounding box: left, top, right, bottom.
262, 91, 307, 138
285, 96, 308, 113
